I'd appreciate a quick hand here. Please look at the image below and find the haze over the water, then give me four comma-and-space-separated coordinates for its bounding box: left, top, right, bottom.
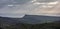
0, 0, 60, 18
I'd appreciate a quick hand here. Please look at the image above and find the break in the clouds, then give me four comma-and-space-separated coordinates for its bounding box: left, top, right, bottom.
0, 0, 59, 18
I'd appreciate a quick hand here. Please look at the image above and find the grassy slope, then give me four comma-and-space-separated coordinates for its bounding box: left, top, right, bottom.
0, 21, 60, 29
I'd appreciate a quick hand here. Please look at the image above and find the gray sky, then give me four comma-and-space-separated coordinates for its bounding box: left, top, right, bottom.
0, 0, 59, 18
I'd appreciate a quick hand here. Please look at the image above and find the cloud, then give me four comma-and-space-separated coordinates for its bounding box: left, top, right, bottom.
0, 0, 36, 18
27, 1, 60, 16
0, 0, 59, 18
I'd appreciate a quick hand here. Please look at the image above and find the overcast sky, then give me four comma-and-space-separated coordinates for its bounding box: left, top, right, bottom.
0, 0, 59, 18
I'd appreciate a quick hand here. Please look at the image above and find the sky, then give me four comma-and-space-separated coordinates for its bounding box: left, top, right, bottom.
0, 0, 60, 18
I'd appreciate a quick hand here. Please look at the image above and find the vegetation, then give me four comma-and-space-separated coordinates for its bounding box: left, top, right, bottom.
0, 22, 60, 29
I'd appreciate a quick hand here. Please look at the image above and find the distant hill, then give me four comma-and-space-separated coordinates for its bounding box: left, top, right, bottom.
0, 15, 60, 24
20, 15, 60, 24
0, 15, 60, 29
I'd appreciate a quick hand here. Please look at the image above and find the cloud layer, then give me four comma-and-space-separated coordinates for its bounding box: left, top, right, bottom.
0, 0, 59, 18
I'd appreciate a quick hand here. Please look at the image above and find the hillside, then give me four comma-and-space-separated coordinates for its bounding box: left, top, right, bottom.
0, 15, 60, 29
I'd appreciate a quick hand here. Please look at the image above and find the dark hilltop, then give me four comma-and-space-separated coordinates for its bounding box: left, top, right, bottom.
0, 15, 60, 29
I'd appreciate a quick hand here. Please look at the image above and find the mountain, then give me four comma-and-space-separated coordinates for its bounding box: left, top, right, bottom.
0, 17, 22, 28
0, 15, 60, 29
20, 15, 60, 24
0, 15, 60, 25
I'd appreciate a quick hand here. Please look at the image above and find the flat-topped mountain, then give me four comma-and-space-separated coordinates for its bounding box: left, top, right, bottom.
0, 15, 60, 29
0, 15, 60, 24
20, 15, 60, 24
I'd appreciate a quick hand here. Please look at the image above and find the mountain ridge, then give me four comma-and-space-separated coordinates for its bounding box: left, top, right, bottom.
0, 15, 60, 24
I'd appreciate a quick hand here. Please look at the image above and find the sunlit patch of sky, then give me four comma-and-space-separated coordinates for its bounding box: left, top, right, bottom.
0, 0, 59, 18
